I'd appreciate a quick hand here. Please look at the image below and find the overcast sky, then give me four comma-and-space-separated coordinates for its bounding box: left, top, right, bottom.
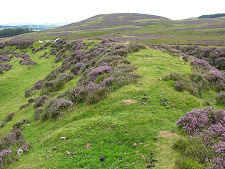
1, 0, 224, 25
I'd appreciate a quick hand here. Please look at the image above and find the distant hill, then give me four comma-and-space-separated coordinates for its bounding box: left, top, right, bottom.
1, 13, 225, 46
0, 24, 66, 31
199, 13, 225, 19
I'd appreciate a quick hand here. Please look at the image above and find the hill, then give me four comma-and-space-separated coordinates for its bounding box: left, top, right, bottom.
1, 13, 225, 46
0, 13, 224, 168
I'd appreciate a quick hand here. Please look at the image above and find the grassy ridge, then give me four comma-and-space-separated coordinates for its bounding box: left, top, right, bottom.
1, 43, 219, 168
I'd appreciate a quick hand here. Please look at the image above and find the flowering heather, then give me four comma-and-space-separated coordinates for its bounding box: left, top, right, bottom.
0, 129, 26, 151
33, 95, 50, 108
171, 46, 225, 70
20, 144, 32, 153
0, 55, 10, 62
215, 57, 225, 70
71, 40, 86, 50
33, 80, 44, 90
89, 65, 112, 81
27, 40, 143, 119
206, 70, 225, 91
5, 40, 33, 49
49, 98, 73, 112
70, 62, 87, 75
215, 91, 225, 105
174, 80, 185, 91
100, 77, 116, 87
50, 48, 57, 55
0, 129, 31, 168
19, 59, 37, 65
176, 107, 225, 168
190, 59, 211, 69
14, 53, 30, 59
58, 73, 74, 82
43, 98, 73, 120
0, 64, 12, 71
0, 149, 12, 168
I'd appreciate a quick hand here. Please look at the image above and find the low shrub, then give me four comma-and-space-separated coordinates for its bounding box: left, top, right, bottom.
33, 80, 44, 90
43, 98, 73, 120
89, 65, 112, 81
215, 91, 225, 105
175, 107, 225, 168
19, 59, 37, 65
215, 57, 225, 70
128, 42, 146, 52
33, 95, 50, 108
28, 98, 35, 104
0, 55, 10, 62
190, 59, 211, 70
34, 107, 42, 120
0, 64, 12, 71
0, 122, 6, 128
0, 129, 31, 168
12, 119, 28, 129
24, 88, 36, 98
20, 104, 28, 109
85, 88, 107, 105
3, 113, 14, 122
100, 77, 116, 87
174, 80, 186, 91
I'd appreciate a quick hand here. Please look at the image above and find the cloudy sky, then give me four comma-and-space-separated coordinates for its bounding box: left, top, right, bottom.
1, 0, 224, 25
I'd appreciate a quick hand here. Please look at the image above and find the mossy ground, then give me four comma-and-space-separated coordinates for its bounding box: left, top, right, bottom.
0, 44, 221, 168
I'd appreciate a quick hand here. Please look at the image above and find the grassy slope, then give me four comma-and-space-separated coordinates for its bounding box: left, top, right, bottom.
1, 44, 218, 168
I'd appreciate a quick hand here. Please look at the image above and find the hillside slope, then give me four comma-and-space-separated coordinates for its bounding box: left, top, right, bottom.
0, 13, 224, 169
0, 38, 224, 168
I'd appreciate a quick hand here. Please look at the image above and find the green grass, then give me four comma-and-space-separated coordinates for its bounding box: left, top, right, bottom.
1, 45, 218, 168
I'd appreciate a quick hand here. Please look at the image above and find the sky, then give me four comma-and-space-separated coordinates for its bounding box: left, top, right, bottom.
1, 0, 224, 25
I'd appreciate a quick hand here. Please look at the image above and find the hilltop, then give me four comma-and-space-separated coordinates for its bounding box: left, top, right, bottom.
0, 13, 224, 168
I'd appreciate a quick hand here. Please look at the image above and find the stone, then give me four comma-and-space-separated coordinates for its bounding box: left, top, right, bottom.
100, 156, 105, 162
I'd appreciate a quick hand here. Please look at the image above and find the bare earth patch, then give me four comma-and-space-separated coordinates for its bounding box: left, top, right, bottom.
158, 131, 178, 138
124, 100, 137, 104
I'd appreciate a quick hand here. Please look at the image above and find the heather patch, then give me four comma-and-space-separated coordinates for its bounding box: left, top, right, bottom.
25, 39, 144, 120
33, 95, 50, 108
0, 55, 10, 63
42, 98, 73, 120
175, 107, 225, 168
0, 64, 12, 71
163, 63, 224, 97
215, 91, 225, 105
0, 129, 32, 168
4, 40, 34, 49
172, 46, 225, 71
